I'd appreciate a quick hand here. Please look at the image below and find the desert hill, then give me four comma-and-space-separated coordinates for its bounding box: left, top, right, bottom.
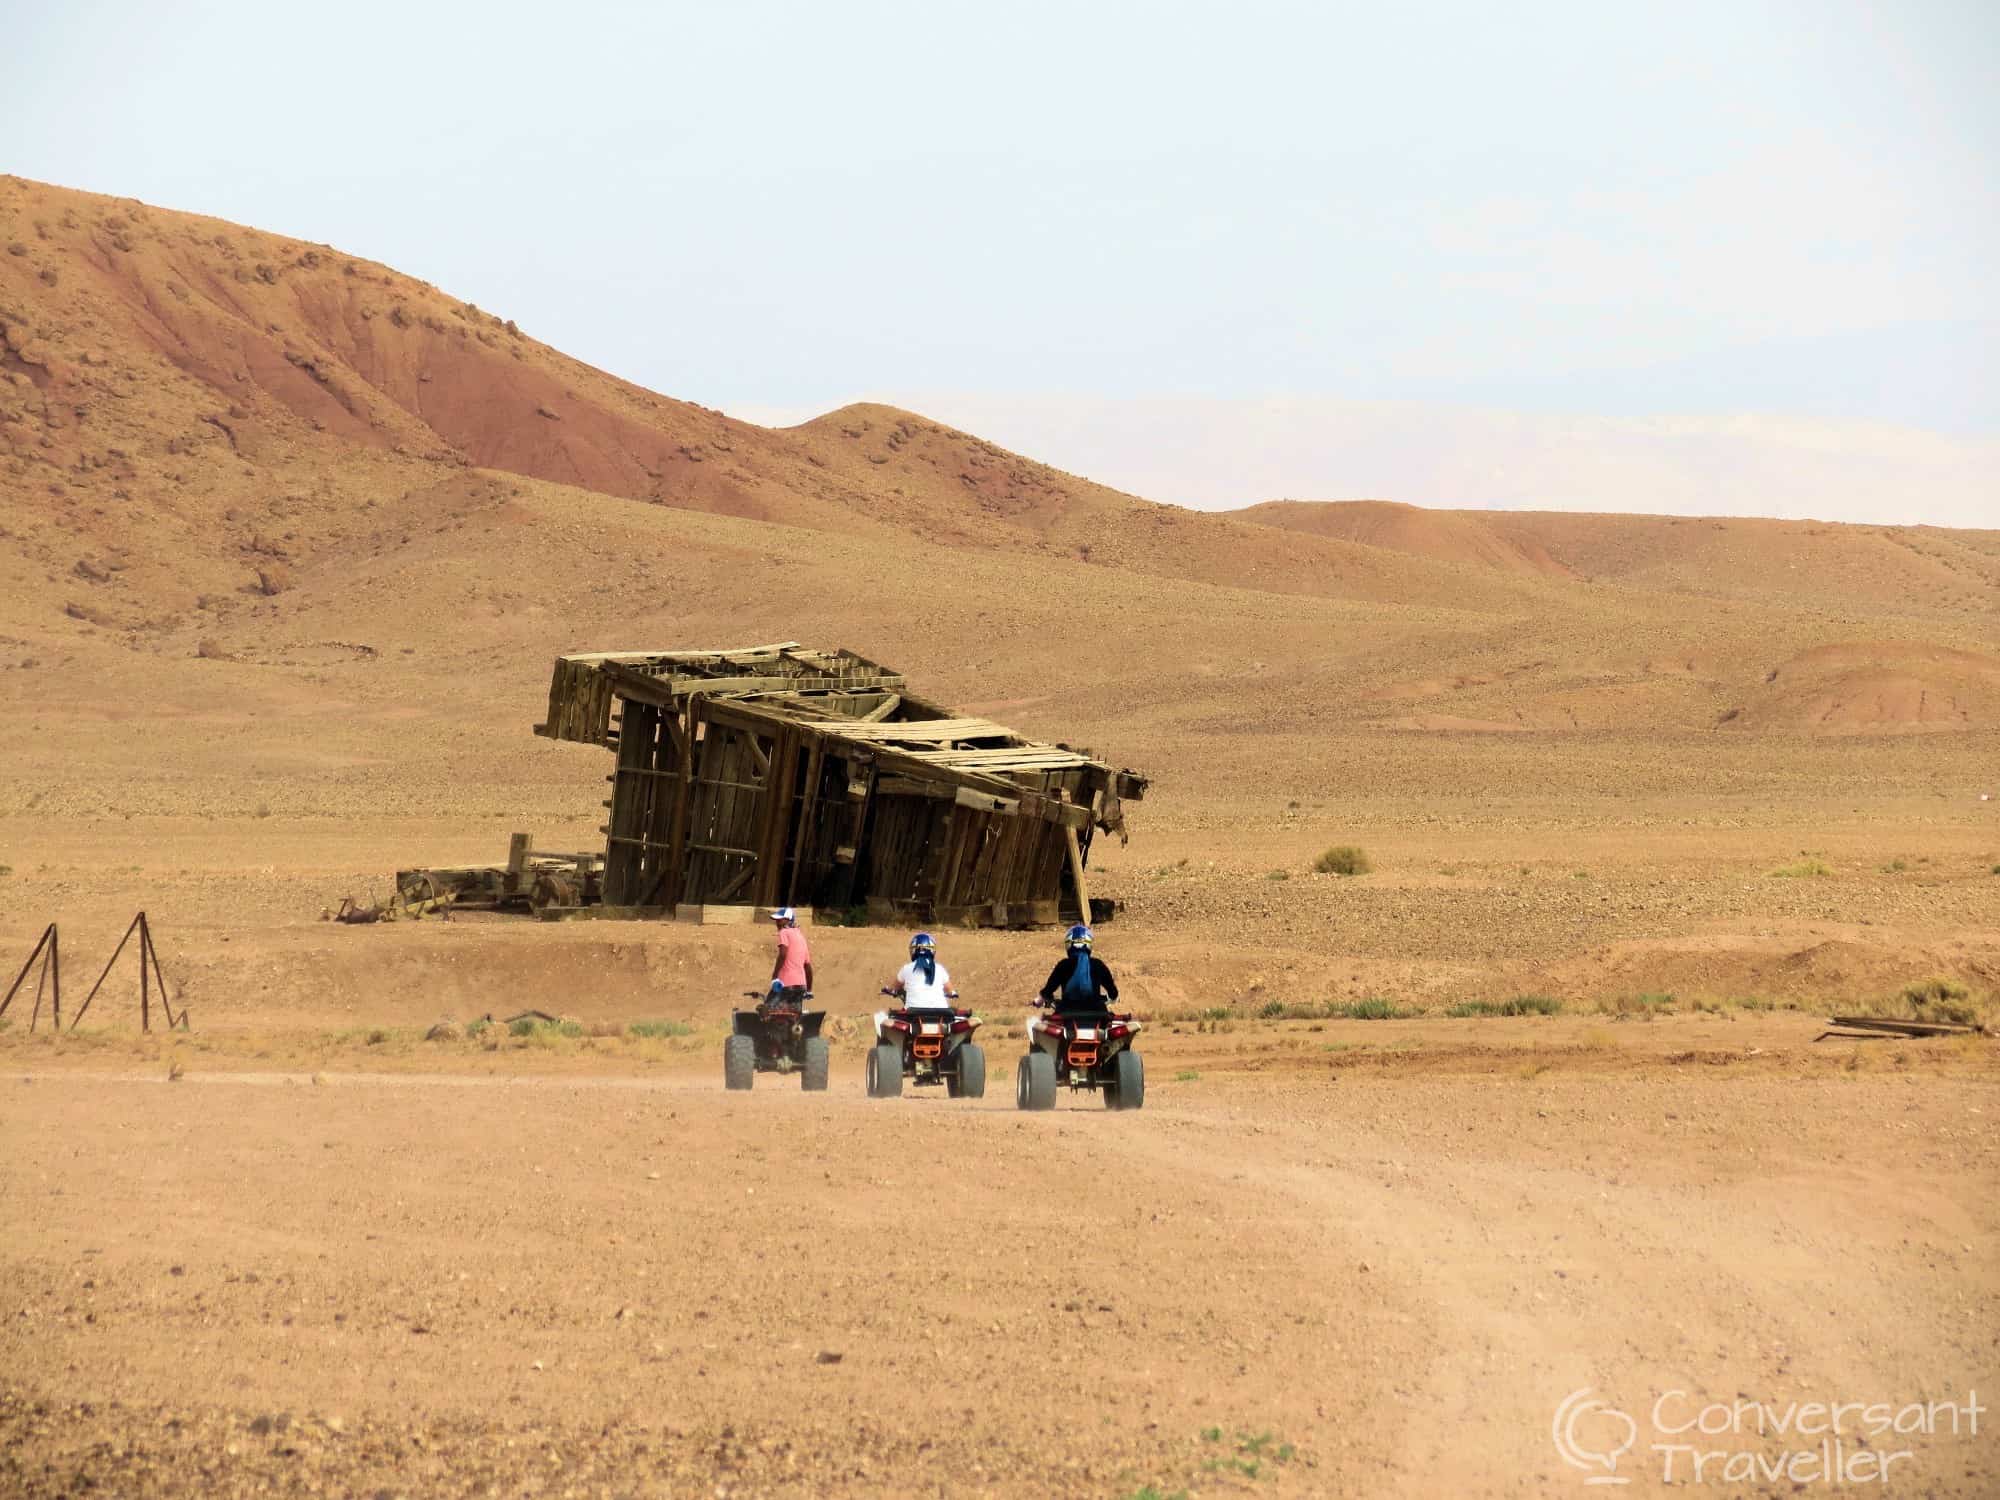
1, 175, 1550, 646
2, 173, 1997, 779
1238, 499, 2000, 617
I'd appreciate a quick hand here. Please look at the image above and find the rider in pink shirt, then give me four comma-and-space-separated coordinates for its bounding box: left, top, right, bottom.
768, 907, 813, 1001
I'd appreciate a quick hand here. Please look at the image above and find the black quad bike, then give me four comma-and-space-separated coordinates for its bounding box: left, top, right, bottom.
1016, 1000, 1145, 1110
865, 989, 986, 1099
725, 989, 829, 1091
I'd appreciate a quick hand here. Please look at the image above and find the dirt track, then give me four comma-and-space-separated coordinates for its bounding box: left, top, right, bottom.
4, 1032, 1995, 1498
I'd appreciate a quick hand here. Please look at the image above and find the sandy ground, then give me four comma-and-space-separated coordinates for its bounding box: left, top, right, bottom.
3, 1021, 1997, 1499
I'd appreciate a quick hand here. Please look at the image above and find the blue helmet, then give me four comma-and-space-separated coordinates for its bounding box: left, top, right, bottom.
909, 931, 936, 954
1065, 924, 1093, 950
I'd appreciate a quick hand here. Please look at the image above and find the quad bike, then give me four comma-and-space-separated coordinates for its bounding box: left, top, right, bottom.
724, 989, 829, 1091
865, 989, 986, 1100
1016, 1000, 1144, 1110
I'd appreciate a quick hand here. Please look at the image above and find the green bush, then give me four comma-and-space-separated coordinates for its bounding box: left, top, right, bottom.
1769, 858, 1831, 878
1339, 997, 1408, 1020
628, 1019, 693, 1038
1448, 995, 1562, 1018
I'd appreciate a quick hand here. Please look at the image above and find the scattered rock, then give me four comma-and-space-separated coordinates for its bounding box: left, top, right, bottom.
423, 1018, 464, 1043
254, 564, 292, 596
815, 1351, 843, 1365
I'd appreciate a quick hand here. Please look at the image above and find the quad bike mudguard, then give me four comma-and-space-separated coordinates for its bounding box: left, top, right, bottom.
733, 1008, 826, 1040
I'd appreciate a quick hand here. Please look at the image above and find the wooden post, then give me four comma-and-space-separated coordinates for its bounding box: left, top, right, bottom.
785, 737, 824, 906
1060, 791, 1090, 921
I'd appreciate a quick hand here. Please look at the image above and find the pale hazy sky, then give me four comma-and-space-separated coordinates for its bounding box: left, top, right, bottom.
14, 1, 1998, 522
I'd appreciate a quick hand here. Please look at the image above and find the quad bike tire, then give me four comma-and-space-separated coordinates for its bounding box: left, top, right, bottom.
723, 1034, 755, 1092
801, 1036, 830, 1092
866, 1043, 904, 1099
951, 1042, 986, 1100
1015, 1050, 1057, 1111
1106, 1048, 1145, 1110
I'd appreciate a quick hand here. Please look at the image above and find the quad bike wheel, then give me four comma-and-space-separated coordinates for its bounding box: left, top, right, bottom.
1015, 1050, 1056, 1111
801, 1036, 830, 1092
723, 1034, 755, 1092
1105, 1048, 1145, 1110
950, 1042, 987, 1100
866, 1043, 903, 1099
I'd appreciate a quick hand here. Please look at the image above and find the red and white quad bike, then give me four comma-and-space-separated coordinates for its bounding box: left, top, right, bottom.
865, 989, 987, 1099
1017, 1000, 1145, 1110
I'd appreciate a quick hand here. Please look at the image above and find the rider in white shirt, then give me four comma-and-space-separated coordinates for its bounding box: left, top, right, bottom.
876, 931, 955, 1040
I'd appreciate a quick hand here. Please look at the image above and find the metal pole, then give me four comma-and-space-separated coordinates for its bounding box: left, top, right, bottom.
68, 913, 141, 1031
140, 914, 150, 1033
147, 918, 177, 1029
0, 924, 55, 1022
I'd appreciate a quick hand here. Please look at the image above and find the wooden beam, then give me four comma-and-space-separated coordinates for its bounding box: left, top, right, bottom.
1061, 791, 1090, 920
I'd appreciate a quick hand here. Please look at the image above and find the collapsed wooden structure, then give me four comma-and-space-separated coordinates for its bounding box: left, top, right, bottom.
534, 643, 1146, 926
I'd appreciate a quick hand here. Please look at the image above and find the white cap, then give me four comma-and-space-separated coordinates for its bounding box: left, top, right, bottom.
770, 907, 796, 922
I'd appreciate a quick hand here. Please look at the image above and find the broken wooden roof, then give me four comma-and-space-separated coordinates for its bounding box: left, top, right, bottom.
536, 641, 1148, 819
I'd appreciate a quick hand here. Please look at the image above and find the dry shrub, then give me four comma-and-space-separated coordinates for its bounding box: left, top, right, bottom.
1315, 845, 1371, 876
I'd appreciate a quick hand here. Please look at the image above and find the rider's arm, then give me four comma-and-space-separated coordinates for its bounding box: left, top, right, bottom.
1097, 960, 1118, 1002
1038, 958, 1069, 1003
804, 960, 815, 991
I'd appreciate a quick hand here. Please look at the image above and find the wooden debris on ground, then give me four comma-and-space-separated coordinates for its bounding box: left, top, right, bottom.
1814, 1015, 1990, 1042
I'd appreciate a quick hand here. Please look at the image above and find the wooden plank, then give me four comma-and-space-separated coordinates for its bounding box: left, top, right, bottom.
1061, 791, 1090, 921
674, 904, 815, 926
832, 718, 1014, 742
908, 748, 1099, 768
753, 729, 796, 909
663, 672, 905, 696
878, 776, 956, 800
784, 738, 824, 906
559, 641, 802, 664
859, 694, 902, 722
1824, 1015, 1982, 1037
662, 707, 694, 909
954, 786, 1016, 814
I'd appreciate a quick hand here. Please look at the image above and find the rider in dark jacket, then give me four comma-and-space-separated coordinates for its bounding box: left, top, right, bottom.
1038, 925, 1118, 1012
